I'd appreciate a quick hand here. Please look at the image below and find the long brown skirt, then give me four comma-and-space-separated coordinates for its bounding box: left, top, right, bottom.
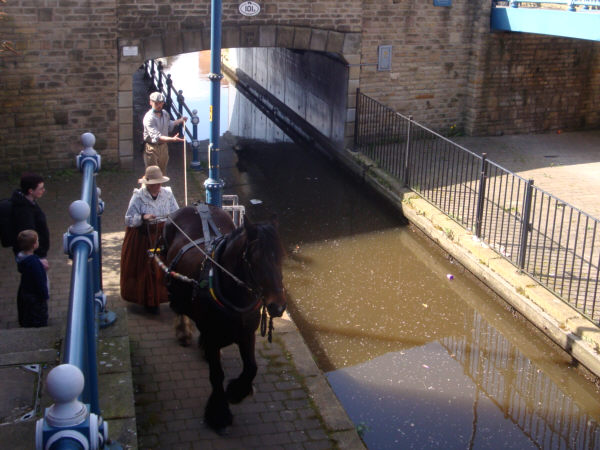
120, 223, 169, 307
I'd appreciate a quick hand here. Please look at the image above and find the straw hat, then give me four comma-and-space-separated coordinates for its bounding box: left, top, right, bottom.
138, 166, 169, 185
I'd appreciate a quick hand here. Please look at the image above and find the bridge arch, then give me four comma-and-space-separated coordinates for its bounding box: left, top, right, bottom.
118, 25, 361, 167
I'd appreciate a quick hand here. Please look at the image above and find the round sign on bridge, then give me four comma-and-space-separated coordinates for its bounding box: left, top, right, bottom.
239, 1, 260, 17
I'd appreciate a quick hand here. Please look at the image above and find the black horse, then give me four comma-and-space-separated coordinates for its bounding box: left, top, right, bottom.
162, 205, 287, 431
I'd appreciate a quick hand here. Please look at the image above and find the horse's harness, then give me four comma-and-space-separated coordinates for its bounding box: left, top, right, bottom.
149, 203, 275, 341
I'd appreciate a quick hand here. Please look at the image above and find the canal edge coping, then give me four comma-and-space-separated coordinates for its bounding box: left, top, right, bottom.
335, 148, 600, 380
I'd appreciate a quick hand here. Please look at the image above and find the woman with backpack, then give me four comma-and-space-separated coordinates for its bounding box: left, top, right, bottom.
10, 173, 50, 271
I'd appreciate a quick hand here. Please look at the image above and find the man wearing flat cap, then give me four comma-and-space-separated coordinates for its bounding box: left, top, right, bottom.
142, 91, 187, 175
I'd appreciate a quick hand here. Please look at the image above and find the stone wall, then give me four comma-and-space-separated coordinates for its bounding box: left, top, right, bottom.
0, 0, 598, 172
467, 33, 600, 135
0, 0, 118, 173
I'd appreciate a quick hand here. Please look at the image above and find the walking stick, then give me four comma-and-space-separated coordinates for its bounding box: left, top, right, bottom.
183, 137, 188, 206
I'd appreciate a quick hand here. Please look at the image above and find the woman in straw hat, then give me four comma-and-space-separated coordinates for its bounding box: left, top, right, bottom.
120, 166, 179, 313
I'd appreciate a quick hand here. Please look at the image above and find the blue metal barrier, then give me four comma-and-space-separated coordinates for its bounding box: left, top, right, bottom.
35, 133, 120, 450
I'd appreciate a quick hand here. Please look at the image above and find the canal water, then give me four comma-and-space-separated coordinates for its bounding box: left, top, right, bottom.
165, 52, 600, 449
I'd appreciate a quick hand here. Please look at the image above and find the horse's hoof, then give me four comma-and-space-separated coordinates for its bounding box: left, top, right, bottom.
205, 394, 233, 431
226, 379, 254, 404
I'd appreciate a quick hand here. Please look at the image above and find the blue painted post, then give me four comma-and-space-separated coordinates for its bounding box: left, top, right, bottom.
205, 0, 224, 206
191, 109, 201, 170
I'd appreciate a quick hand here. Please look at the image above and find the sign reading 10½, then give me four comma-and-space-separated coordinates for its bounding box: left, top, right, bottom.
239, 1, 260, 16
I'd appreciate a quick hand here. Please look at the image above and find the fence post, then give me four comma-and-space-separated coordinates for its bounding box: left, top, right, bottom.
177, 89, 185, 137
403, 115, 413, 187
157, 60, 163, 93
518, 179, 534, 271
474, 153, 488, 239
166, 74, 173, 118
150, 60, 156, 89
35, 364, 108, 450
191, 109, 201, 170
353, 88, 360, 150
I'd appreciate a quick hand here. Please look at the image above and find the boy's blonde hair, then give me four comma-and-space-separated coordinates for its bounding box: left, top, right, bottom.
17, 229, 38, 252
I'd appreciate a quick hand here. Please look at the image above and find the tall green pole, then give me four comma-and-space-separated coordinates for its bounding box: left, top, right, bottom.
205, 0, 224, 206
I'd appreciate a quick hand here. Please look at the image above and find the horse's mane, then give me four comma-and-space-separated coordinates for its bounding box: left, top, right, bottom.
232, 220, 284, 264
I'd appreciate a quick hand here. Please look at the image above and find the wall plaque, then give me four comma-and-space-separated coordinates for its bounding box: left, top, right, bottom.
433, 0, 452, 6
239, 1, 261, 16
378, 45, 392, 72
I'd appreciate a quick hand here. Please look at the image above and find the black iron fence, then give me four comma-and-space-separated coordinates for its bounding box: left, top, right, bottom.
354, 89, 600, 322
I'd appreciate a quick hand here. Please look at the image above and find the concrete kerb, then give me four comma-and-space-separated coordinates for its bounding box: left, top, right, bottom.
337, 148, 600, 379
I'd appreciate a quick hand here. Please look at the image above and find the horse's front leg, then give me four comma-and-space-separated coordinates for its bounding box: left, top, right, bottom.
174, 314, 193, 347
204, 343, 233, 432
226, 333, 257, 404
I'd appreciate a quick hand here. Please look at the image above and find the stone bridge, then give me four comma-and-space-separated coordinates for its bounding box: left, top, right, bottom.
1, 0, 599, 172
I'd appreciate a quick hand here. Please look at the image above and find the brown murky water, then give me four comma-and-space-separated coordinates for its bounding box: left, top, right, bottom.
165, 50, 600, 448
220, 141, 600, 449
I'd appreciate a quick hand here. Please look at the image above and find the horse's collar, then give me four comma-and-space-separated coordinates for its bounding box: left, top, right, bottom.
207, 237, 262, 315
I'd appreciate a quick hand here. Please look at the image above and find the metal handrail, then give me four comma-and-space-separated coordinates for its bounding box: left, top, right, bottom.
493, 0, 600, 10
35, 133, 118, 450
143, 60, 203, 169
354, 89, 600, 322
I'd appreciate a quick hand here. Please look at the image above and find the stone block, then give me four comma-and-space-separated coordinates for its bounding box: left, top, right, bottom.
119, 122, 133, 140
309, 29, 328, 52
98, 336, 132, 374
163, 32, 183, 58
118, 74, 133, 91
326, 31, 345, 54
98, 372, 136, 419
276, 26, 295, 48
223, 26, 240, 49
293, 27, 311, 50
142, 36, 164, 61
119, 107, 133, 124
118, 91, 132, 108
259, 25, 276, 47
240, 26, 259, 47
119, 140, 133, 158
342, 33, 361, 55
182, 30, 204, 53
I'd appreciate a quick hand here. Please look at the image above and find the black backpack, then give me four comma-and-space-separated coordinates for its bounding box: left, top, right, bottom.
0, 198, 15, 247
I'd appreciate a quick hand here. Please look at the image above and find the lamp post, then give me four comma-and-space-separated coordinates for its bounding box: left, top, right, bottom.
204, 0, 224, 207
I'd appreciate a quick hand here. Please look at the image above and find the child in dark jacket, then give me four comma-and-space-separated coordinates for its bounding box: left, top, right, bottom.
16, 230, 49, 327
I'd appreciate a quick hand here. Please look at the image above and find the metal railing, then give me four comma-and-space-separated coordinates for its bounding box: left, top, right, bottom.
354, 89, 600, 322
143, 59, 202, 170
36, 133, 120, 449
493, 0, 600, 11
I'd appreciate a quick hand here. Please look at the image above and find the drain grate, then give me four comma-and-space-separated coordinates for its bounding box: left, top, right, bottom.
0, 364, 42, 424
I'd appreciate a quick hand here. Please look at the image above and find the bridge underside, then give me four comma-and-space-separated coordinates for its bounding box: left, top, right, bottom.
491, 7, 600, 41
